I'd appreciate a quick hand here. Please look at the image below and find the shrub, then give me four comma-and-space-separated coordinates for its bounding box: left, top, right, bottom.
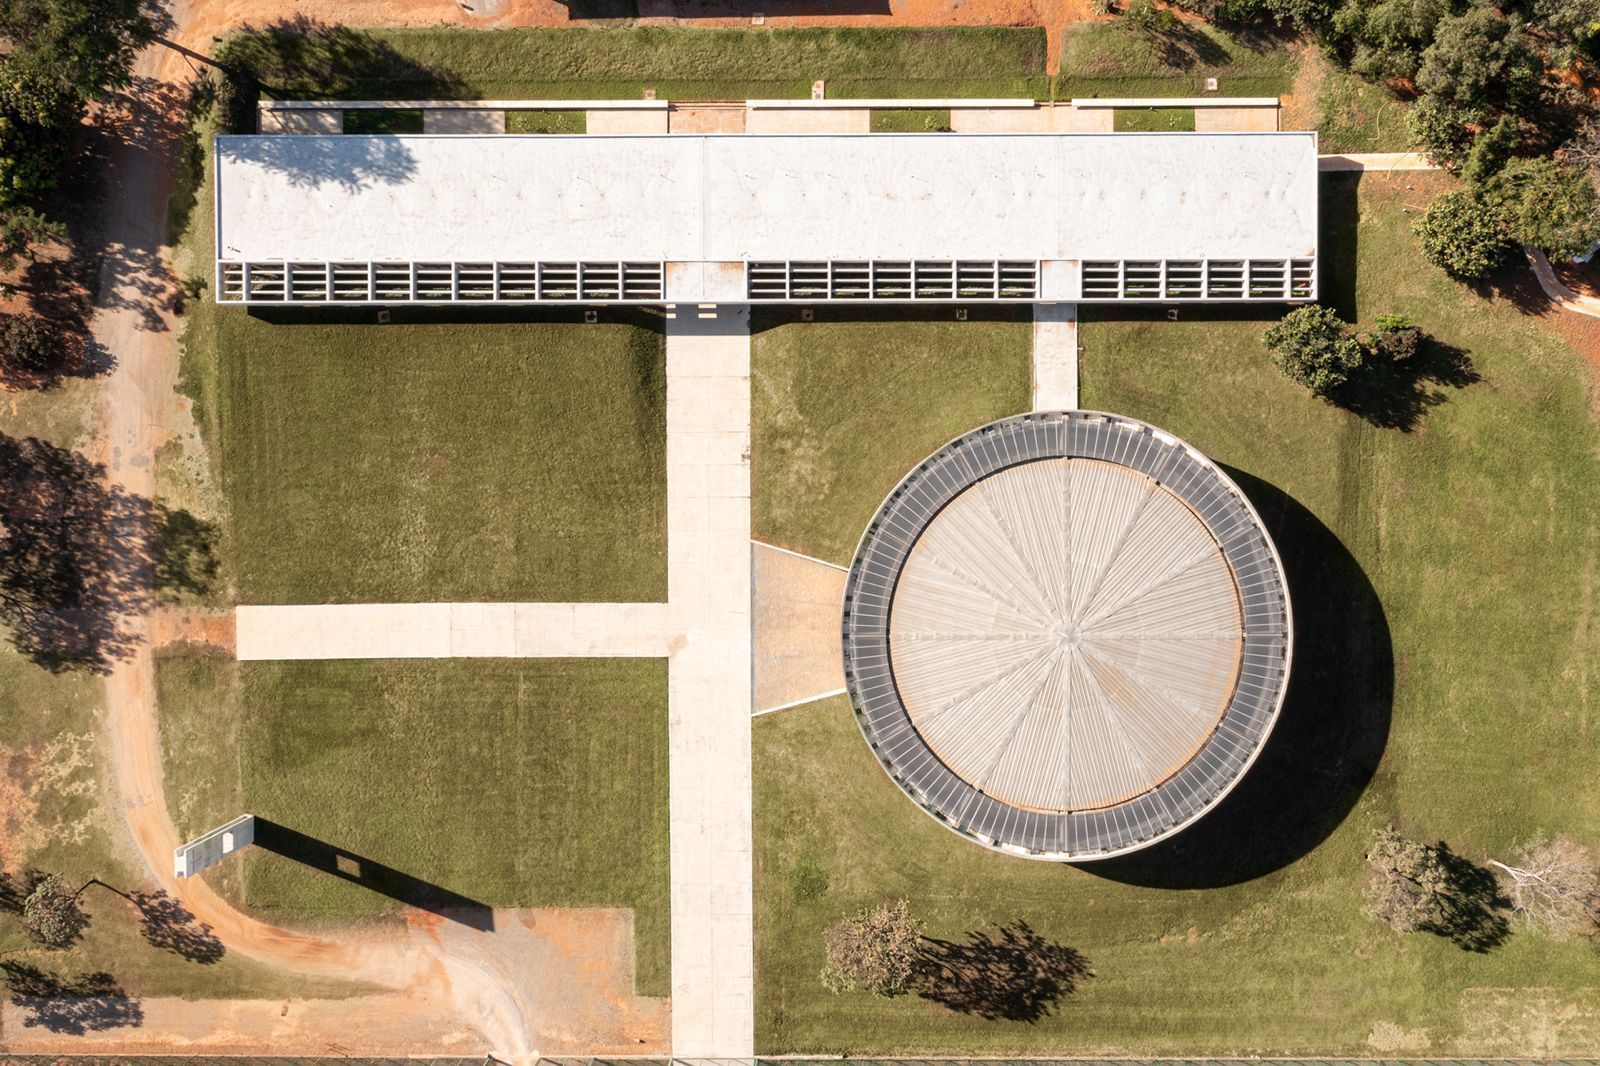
1262, 305, 1364, 395
821, 898, 923, 996
1415, 189, 1513, 279
0, 312, 62, 375
1492, 837, 1600, 937
21, 874, 86, 947
1365, 313, 1423, 360
1408, 99, 1483, 172
1124, 0, 1180, 32
1484, 156, 1600, 260
1364, 826, 1451, 932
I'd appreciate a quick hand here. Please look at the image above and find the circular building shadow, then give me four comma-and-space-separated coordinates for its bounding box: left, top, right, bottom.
1078, 467, 1393, 888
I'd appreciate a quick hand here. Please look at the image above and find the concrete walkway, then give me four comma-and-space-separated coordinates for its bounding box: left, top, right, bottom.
752, 542, 847, 714
1033, 303, 1080, 410
662, 306, 754, 1058
236, 602, 670, 659
1526, 248, 1600, 320
1318, 151, 1436, 172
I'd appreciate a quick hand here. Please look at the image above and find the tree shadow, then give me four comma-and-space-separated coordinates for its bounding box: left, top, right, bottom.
216, 131, 418, 193
0, 434, 155, 673
1332, 336, 1480, 431
130, 890, 225, 964
0, 963, 143, 1035
254, 819, 495, 931
915, 921, 1091, 1022
152, 504, 221, 602
1424, 844, 1513, 952
215, 17, 467, 125
1143, 21, 1232, 70
1082, 470, 1393, 888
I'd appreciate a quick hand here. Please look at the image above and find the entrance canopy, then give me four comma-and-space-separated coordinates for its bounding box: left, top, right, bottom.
214, 131, 1319, 305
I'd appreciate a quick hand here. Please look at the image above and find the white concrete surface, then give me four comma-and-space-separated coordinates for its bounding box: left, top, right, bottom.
235, 602, 671, 659
423, 109, 506, 134
215, 132, 1319, 264
1318, 151, 1436, 171
1070, 96, 1281, 108
662, 306, 754, 1058
1033, 303, 1079, 410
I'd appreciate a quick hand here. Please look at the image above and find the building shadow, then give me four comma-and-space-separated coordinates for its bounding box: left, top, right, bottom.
1081, 469, 1393, 888
0, 963, 143, 1035
253, 819, 495, 931
915, 920, 1091, 1022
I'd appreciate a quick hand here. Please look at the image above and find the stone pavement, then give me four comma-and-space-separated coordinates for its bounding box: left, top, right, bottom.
1033, 303, 1080, 410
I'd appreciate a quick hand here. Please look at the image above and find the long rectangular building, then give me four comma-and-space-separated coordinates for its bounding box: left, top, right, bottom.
214, 131, 1319, 305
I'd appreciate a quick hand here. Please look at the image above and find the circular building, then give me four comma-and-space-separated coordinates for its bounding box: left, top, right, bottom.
841, 411, 1293, 861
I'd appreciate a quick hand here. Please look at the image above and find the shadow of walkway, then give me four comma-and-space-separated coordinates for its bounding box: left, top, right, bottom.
1082, 469, 1393, 888
254, 819, 495, 931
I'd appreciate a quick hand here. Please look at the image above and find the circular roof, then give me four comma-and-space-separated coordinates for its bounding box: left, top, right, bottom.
841, 412, 1293, 861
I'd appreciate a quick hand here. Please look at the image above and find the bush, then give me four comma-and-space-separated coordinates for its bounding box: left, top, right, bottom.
1493, 837, 1600, 937
1485, 155, 1600, 259
1407, 99, 1483, 172
1415, 189, 1513, 279
21, 874, 86, 947
1124, 0, 1180, 32
0, 312, 62, 375
1365, 827, 1450, 933
821, 898, 923, 996
1262, 305, 1364, 395
1365, 312, 1423, 360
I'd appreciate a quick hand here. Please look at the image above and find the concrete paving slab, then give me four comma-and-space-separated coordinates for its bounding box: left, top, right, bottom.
1195, 105, 1279, 132
1033, 303, 1079, 411
745, 106, 871, 133
235, 603, 670, 659
753, 542, 847, 713
663, 305, 753, 1058
424, 108, 507, 134
586, 108, 669, 134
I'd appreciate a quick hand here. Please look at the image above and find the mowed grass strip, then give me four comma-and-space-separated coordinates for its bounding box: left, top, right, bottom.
182, 308, 665, 604
750, 308, 1031, 566
754, 174, 1600, 1053
221, 26, 1050, 102
1057, 20, 1298, 99
158, 650, 671, 996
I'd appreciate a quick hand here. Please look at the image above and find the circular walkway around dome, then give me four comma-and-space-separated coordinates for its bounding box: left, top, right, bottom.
841, 411, 1293, 861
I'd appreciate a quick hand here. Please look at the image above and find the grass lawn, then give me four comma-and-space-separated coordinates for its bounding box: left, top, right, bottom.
218, 26, 1050, 104
753, 172, 1600, 1054
750, 308, 1031, 565
1285, 46, 1414, 153
157, 649, 672, 996
1113, 106, 1196, 131
1057, 20, 1298, 99
0, 644, 362, 1014
180, 305, 666, 605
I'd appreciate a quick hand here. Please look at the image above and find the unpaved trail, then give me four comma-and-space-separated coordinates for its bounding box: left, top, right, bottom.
84, 0, 668, 1056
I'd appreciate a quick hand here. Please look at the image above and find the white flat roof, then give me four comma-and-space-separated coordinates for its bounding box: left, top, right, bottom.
215, 132, 1318, 264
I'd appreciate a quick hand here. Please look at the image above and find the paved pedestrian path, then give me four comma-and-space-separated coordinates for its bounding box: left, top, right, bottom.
1033, 303, 1079, 410
235, 602, 670, 659
1526, 248, 1600, 320
1318, 151, 1436, 171
233, 306, 756, 1057
752, 541, 847, 714
661, 307, 754, 1057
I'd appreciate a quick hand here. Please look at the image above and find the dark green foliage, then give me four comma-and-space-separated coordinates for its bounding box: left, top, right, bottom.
0, 0, 155, 205
0, 313, 62, 375
1459, 115, 1522, 184
1262, 305, 1365, 395
1364, 313, 1423, 361
1407, 99, 1483, 171
1415, 8, 1541, 112
0, 207, 64, 278
1484, 155, 1600, 259
1330, 0, 1461, 81
341, 108, 424, 134
1124, 0, 1181, 33
20, 874, 87, 947
1414, 188, 1513, 279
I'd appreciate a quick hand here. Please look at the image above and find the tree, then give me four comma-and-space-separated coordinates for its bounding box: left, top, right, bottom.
1262, 305, 1364, 395
0, 0, 154, 206
21, 874, 87, 947
821, 898, 923, 996
1485, 156, 1600, 259
0, 313, 64, 376
1364, 826, 1452, 932
1491, 837, 1600, 937
1415, 188, 1513, 279
1460, 115, 1522, 185
1408, 99, 1484, 173
0, 206, 64, 279
1415, 8, 1541, 113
